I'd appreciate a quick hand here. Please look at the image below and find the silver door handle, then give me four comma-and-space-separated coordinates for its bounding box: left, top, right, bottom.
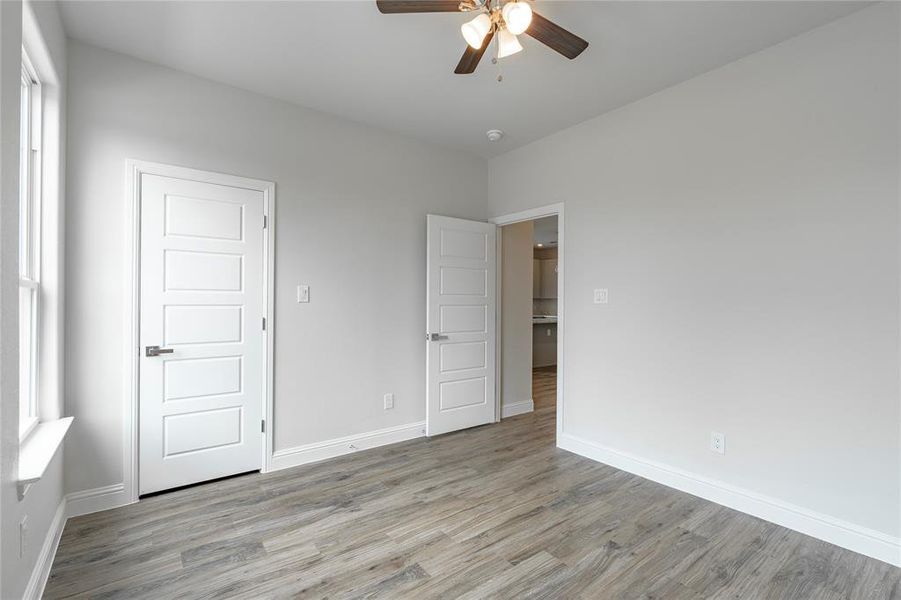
145, 345, 174, 357
427, 333, 449, 341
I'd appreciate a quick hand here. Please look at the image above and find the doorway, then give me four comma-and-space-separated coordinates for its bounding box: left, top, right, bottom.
422, 205, 563, 441
531, 216, 558, 413
493, 204, 564, 440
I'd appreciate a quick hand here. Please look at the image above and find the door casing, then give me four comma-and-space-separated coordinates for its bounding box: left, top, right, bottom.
123, 160, 275, 504
490, 203, 565, 443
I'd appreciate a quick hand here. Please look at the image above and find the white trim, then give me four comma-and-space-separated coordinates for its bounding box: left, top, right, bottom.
66, 483, 130, 518
124, 159, 276, 502
501, 399, 534, 418
17, 417, 72, 489
22, 497, 66, 600
490, 203, 565, 442
559, 432, 901, 567
270, 422, 426, 472
24, 0, 67, 428
19, 49, 43, 441
493, 229, 503, 423
262, 177, 276, 473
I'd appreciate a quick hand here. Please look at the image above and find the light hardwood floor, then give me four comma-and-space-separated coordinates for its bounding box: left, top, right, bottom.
532, 366, 556, 411
46, 368, 898, 599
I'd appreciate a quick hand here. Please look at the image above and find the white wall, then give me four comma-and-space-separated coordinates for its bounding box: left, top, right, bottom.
489, 2, 900, 546
0, 3, 23, 595
1, 0, 68, 597
500, 221, 533, 412
64, 42, 487, 495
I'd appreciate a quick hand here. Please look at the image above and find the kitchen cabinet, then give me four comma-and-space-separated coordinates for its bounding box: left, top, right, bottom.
533, 258, 557, 298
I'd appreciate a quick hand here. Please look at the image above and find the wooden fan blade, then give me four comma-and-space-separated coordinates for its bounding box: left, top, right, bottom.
376, 0, 463, 14
454, 30, 495, 74
525, 12, 588, 59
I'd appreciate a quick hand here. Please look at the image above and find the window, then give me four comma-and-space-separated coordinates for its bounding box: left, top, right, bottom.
19, 51, 41, 440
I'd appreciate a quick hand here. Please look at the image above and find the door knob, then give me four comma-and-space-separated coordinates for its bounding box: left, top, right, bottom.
426, 333, 449, 341
145, 345, 174, 357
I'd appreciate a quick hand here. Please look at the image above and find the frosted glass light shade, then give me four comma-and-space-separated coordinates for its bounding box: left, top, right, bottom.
502, 1, 532, 35
497, 27, 523, 58
461, 13, 492, 49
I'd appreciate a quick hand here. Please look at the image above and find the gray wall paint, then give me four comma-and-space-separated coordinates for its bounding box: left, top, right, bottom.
1, 0, 68, 597
0, 2, 23, 595
0, 2, 66, 598
501, 221, 533, 409
64, 42, 488, 494
488, 4, 900, 538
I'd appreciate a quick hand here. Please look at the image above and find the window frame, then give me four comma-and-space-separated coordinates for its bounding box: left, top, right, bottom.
19, 50, 42, 441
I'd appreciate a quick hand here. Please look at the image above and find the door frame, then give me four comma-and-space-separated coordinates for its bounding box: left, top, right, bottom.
123, 159, 276, 504
490, 202, 564, 442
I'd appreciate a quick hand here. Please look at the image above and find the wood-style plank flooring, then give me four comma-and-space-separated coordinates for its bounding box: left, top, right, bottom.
532, 366, 556, 411
46, 368, 899, 598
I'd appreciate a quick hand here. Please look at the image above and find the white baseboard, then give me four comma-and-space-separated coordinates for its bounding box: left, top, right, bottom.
269, 421, 426, 472
66, 483, 131, 518
23, 497, 67, 600
559, 432, 901, 567
501, 399, 534, 418
65, 422, 428, 515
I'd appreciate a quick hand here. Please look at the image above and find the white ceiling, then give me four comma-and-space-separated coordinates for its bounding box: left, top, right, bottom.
59, 1, 868, 157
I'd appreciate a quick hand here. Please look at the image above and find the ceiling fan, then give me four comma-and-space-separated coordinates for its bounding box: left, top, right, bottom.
375, 0, 589, 74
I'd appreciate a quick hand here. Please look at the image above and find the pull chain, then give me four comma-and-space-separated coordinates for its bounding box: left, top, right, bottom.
493, 31, 504, 82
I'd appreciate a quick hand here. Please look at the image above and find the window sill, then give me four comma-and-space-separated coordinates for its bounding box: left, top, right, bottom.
19, 415, 39, 443
18, 417, 73, 499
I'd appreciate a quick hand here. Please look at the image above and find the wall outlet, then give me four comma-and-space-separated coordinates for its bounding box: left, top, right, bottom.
593, 288, 608, 304
710, 431, 725, 454
297, 284, 310, 303
19, 516, 27, 559
383, 393, 394, 410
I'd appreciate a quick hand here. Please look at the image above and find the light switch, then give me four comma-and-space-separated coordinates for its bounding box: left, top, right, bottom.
297, 284, 310, 303
593, 288, 608, 304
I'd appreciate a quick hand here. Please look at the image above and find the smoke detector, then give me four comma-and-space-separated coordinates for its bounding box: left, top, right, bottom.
486, 129, 504, 142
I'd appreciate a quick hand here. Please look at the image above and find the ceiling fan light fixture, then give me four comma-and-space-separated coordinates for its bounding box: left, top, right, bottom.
497, 27, 523, 58
501, 0, 532, 35
461, 13, 492, 49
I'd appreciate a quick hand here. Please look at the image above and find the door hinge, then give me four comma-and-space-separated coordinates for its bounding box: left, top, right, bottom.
261, 420, 265, 433
262, 317, 266, 330
263, 215, 268, 229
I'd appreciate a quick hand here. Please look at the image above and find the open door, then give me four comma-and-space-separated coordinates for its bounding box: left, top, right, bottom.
426, 215, 497, 436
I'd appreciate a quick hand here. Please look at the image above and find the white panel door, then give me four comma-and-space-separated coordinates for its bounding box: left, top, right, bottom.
426, 215, 496, 436
139, 174, 264, 494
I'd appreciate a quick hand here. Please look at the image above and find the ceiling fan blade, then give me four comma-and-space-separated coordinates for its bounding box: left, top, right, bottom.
454, 30, 495, 74
376, 0, 463, 14
525, 12, 589, 60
